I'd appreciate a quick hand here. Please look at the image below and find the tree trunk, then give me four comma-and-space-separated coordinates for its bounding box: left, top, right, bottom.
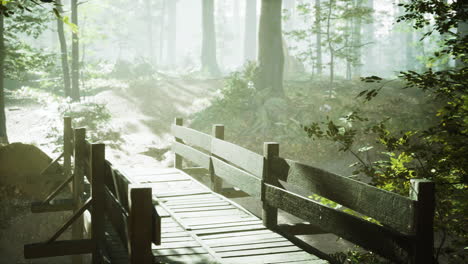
257, 0, 284, 96
456, 2, 468, 68
56, 0, 71, 98
315, 0, 322, 75
145, 0, 155, 65
71, 0, 80, 101
364, 0, 374, 74
167, 0, 176, 67
326, 0, 335, 84
244, 0, 257, 62
0, 8, 7, 144
201, 0, 221, 76
405, 26, 415, 71
352, 0, 362, 77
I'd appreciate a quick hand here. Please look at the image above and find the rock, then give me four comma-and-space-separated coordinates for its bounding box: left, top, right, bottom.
0, 143, 64, 200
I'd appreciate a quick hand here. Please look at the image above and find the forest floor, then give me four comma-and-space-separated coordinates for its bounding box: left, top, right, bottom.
4, 75, 352, 263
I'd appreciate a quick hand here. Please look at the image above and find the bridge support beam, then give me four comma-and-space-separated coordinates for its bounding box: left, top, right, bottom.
262, 142, 279, 229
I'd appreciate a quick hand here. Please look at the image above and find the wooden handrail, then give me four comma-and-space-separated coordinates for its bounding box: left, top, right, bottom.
172, 119, 435, 264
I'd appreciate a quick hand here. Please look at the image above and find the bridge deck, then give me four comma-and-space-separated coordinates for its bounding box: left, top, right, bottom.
106, 167, 327, 264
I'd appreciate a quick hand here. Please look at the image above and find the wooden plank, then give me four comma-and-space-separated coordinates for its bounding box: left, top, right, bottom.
200, 229, 274, 240
276, 223, 326, 235
264, 184, 411, 263
263, 142, 280, 229
152, 241, 200, 249
272, 157, 417, 234
42, 174, 73, 204
190, 220, 262, 230
154, 253, 214, 264
214, 241, 293, 252
161, 236, 196, 243
167, 201, 230, 209
410, 179, 435, 264
48, 198, 92, 243
31, 198, 74, 213
211, 137, 264, 177
72, 127, 86, 264
194, 224, 266, 235
24, 239, 94, 259
211, 156, 261, 198
218, 245, 302, 258
210, 237, 288, 248
152, 247, 208, 256
91, 144, 106, 263
270, 259, 328, 264
104, 187, 128, 244
204, 235, 287, 247
172, 205, 235, 213
173, 141, 211, 169
222, 251, 317, 264
183, 216, 258, 226
136, 174, 191, 183
128, 186, 153, 264
172, 123, 212, 150
210, 125, 224, 193
177, 209, 247, 218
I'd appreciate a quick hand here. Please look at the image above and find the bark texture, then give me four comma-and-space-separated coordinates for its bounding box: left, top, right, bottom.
257, 0, 284, 96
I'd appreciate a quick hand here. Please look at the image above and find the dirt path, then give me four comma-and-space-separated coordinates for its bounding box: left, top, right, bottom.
6, 77, 222, 168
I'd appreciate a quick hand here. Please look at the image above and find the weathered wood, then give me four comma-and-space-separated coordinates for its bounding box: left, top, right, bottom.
218, 245, 302, 258
214, 240, 293, 252
152, 247, 208, 256
72, 128, 85, 264
271, 157, 417, 234
410, 179, 435, 264
276, 223, 326, 235
128, 186, 153, 264
24, 239, 94, 259
262, 142, 279, 229
193, 224, 266, 235
47, 198, 92, 243
63, 116, 72, 182
104, 187, 128, 245
222, 251, 317, 263
211, 156, 262, 198
174, 118, 184, 169
152, 206, 162, 245
39, 152, 64, 176
264, 184, 411, 263
172, 141, 211, 169
172, 122, 212, 151
210, 124, 224, 193
31, 198, 74, 213
211, 137, 264, 177
91, 143, 105, 263
42, 174, 73, 204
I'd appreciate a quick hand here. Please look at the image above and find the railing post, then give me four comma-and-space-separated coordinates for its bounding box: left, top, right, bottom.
128, 186, 153, 264
262, 142, 279, 229
174, 118, 183, 169
410, 179, 435, 264
63, 116, 72, 179
211, 124, 224, 193
90, 143, 105, 264
72, 128, 85, 264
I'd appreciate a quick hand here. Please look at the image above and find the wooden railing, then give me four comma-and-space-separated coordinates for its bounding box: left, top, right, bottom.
24, 117, 160, 264
172, 118, 435, 264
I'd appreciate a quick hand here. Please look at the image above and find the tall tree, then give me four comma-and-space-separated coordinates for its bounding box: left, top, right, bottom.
0, 6, 7, 144
71, 0, 80, 101
201, 0, 220, 75
257, 0, 284, 96
167, 0, 176, 67
55, 0, 71, 97
364, 0, 374, 73
352, 0, 362, 77
315, 0, 322, 75
144, 0, 155, 65
244, 0, 257, 62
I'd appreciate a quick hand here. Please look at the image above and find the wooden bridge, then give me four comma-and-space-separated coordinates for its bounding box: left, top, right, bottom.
23, 117, 435, 264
